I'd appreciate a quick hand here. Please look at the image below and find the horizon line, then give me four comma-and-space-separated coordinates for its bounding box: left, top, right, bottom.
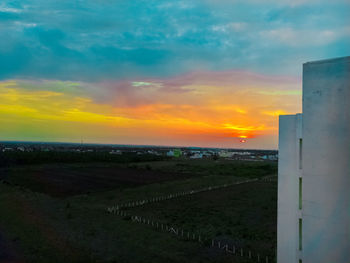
0, 140, 278, 151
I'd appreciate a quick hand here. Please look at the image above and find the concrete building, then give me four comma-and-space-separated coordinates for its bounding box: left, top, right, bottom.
166, 149, 182, 157
190, 152, 203, 159
278, 114, 302, 263
218, 150, 234, 158
278, 56, 350, 263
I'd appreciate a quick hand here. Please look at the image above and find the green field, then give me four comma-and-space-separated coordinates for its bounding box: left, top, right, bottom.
0, 159, 277, 263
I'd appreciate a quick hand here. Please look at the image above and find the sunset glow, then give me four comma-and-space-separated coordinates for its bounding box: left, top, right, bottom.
0, 0, 348, 149
0, 73, 301, 148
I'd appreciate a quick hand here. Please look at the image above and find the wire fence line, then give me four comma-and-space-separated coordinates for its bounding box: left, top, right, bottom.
107, 176, 277, 213
212, 240, 275, 263
107, 208, 276, 263
106, 176, 277, 262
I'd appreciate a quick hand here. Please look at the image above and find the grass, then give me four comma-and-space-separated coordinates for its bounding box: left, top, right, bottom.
0, 159, 277, 263
124, 180, 277, 258
0, 183, 255, 263
128, 159, 276, 179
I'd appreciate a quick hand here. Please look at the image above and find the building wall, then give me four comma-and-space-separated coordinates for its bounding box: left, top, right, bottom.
302, 57, 350, 263
277, 114, 302, 263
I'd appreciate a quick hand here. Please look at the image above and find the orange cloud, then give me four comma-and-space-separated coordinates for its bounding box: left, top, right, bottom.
262, 110, 290, 116
0, 71, 301, 149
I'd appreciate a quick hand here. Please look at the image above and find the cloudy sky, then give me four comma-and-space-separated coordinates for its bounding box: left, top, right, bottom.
0, 0, 349, 148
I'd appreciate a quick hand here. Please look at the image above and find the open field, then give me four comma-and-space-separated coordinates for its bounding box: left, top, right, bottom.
0, 159, 277, 263
128, 159, 276, 179
0, 160, 276, 198
0, 163, 200, 198
125, 180, 277, 258
0, 183, 233, 263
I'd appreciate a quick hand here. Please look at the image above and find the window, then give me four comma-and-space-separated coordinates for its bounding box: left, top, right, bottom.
299, 138, 303, 169
299, 218, 303, 251
299, 177, 302, 210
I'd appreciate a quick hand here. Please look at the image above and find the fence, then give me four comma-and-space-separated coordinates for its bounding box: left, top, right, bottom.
107, 208, 276, 262
107, 177, 272, 212
212, 240, 275, 263
106, 176, 277, 262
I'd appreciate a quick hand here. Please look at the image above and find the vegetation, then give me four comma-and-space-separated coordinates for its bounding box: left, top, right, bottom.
0, 158, 277, 263
0, 151, 167, 168
127, 180, 277, 258
130, 159, 277, 179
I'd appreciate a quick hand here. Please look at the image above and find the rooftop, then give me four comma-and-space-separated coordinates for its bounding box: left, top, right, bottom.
304, 56, 350, 66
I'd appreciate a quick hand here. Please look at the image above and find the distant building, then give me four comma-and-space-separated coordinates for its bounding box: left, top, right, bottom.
109, 150, 122, 155
173, 149, 182, 157
202, 151, 213, 158
147, 150, 160, 155
218, 151, 233, 158
2, 147, 13, 152
17, 147, 25, 152
278, 56, 350, 263
261, 154, 278, 161
190, 153, 203, 159
233, 151, 251, 155
167, 149, 182, 158
166, 150, 174, 157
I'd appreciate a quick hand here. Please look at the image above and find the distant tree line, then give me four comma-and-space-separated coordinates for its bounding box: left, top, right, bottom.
0, 151, 168, 168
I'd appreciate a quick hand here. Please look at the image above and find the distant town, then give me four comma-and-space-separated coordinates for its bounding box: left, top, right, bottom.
0, 141, 278, 162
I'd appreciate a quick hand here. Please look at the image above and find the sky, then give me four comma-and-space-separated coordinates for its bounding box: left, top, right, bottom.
0, 0, 349, 149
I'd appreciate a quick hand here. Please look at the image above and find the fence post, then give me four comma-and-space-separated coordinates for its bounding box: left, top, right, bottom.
266, 256, 269, 263
257, 254, 260, 262
249, 251, 251, 259
241, 248, 243, 257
